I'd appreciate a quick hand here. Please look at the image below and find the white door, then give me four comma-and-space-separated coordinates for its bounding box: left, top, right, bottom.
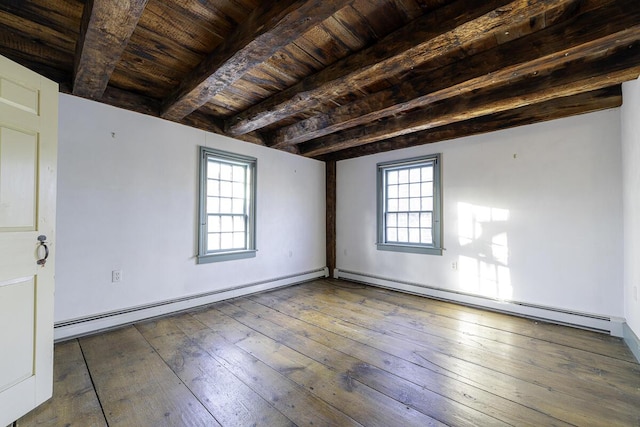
0, 55, 58, 426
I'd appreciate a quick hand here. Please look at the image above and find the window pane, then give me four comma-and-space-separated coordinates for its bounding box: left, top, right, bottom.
421, 228, 433, 244
208, 233, 220, 251
232, 198, 244, 214
409, 183, 420, 197
220, 181, 232, 197
388, 199, 398, 211
421, 182, 433, 197
207, 197, 220, 214
398, 213, 408, 227
409, 228, 420, 243
208, 215, 221, 232
409, 168, 420, 182
420, 212, 432, 227
220, 198, 232, 213
232, 165, 245, 182
234, 216, 245, 231
232, 182, 245, 198
207, 161, 220, 179
233, 232, 245, 248
421, 166, 433, 181
221, 215, 233, 231
387, 227, 397, 242
398, 184, 409, 198
207, 180, 219, 196
387, 213, 397, 227
221, 233, 233, 249
409, 198, 420, 211
398, 198, 409, 212
398, 169, 409, 184
220, 164, 232, 181
387, 170, 398, 184
398, 228, 408, 242
387, 184, 398, 198
409, 213, 419, 227
421, 197, 433, 211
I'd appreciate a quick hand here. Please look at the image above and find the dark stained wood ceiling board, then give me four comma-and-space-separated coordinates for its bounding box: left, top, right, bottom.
1, 0, 638, 160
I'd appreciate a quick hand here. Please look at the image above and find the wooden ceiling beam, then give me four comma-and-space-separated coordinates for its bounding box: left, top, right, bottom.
179, 112, 267, 146
318, 86, 622, 161
300, 43, 640, 157
160, 0, 351, 121
270, 2, 640, 147
177, 112, 265, 146
226, 0, 583, 135
69, 86, 266, 146
73, 0, 149, 99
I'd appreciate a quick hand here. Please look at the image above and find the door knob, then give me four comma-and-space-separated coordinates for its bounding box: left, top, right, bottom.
37, 235, 49, 267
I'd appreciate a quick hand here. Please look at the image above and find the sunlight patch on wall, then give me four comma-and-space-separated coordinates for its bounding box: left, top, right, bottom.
457, 202, 512, 300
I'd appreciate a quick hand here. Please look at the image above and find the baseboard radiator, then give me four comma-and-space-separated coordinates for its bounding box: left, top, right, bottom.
335, 269, 625, 337
54, 267, 328, 342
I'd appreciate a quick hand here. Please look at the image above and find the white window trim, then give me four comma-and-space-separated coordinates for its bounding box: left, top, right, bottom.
376, 154, 443, 255
198, 146, 257, 264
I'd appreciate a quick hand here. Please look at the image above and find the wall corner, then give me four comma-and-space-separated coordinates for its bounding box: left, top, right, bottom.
623, 323, 640, 363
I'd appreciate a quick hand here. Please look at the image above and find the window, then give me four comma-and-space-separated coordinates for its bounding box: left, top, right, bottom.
198, 147, 256, 263
377, 154, 442, 255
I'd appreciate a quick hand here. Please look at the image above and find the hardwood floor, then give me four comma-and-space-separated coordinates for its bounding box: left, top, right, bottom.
17, 279, 640, 426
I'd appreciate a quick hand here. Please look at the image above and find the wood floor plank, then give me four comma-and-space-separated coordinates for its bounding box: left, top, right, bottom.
180, 310, 365, 427
16, 340, 106, 427
210, 302, 448, 427
340, 280, 637, 363
288, 282, 640, 392
236, 295, 573, 427
79, 326, 219, 427
305, 282, 640, 396
135, 318, 295, 427
219, 298, 520, 426
361, 288, 638, 370
16, 279, 640, 426
251, 285, 639, 426
281, 284, 640, 422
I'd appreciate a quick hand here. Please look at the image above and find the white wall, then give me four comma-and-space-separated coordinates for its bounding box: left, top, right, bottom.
55, 94, 326, 323
55, 89, 631, 338
622, 77, 640, 339
337, 109, 624, 318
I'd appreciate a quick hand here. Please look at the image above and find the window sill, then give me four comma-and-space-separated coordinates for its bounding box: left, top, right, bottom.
197, 250, 257, 264
376, 243, 442, 256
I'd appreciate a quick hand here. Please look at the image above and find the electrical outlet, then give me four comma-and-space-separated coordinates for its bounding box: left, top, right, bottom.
451, 261, 458, 270
112, 270, 122, 283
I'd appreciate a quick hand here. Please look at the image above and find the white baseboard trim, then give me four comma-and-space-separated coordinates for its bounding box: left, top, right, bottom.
623, 323, 640, 363
54, 268, 327, 342
335, 269, 624, 337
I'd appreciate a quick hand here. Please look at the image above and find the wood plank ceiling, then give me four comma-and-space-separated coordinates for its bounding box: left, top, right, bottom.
1, 0, 639, 161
